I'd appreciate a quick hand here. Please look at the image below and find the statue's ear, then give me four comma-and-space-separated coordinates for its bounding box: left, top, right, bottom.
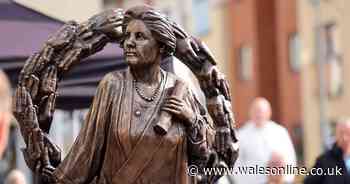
159, 45, 165, 54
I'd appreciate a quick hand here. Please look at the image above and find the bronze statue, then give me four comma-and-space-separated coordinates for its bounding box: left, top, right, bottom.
13, 5, 238, 184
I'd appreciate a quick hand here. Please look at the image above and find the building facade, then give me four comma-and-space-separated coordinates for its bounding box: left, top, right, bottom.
228, 0, 302, 150
298, 0, 349, 167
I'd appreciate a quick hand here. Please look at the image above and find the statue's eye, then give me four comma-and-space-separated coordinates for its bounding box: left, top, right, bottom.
135, 32, 145, 40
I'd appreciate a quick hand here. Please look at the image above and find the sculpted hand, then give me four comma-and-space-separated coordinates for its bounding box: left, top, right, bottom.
161, 97, 196, 127
175, 37, 201, 69
214, 126, 239, 167
22, 128, 44, 172
175, 37, 216, 70
89, 9, 124, 42
192, 37, 216, 65
44, 135, 61, 167
214, 127, 232, 154
41, 66, 57, 94
41, 147, 59, 183
13, 86, 42, 172
38, 66, 57, 132
211, 68, 231, 101
13, 86, 40, 131
46, 22, 78, 50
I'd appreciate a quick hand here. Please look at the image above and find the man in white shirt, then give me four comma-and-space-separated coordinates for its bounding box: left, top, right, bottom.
230, 97, 297, 184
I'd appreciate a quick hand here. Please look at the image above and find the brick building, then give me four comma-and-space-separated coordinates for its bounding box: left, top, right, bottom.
228, 0, 302, 150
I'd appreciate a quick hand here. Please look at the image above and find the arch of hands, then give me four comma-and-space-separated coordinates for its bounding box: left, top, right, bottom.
13, 8, 239, 183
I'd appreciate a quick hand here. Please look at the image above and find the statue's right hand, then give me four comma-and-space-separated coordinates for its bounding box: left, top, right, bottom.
89, 9, 124, 42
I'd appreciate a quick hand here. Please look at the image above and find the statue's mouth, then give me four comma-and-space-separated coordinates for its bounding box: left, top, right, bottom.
126, 52, 136, 57
125, 50, 137, 57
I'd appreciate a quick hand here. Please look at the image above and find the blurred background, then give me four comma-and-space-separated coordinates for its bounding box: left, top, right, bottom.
0, 0, 348, 183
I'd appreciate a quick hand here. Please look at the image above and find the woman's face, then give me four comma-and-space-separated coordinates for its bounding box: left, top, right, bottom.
123, 19, 160, 67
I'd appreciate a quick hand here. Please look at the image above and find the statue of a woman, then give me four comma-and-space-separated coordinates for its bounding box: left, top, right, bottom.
13, 5, 238, 184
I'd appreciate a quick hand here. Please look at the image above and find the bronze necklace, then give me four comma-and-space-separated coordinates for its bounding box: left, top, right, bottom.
133, 71, 164, 102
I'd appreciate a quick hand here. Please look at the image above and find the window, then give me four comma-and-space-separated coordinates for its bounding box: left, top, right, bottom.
289, 33, 301, 72
323, 23, 343, 97
237, 45, 253, 81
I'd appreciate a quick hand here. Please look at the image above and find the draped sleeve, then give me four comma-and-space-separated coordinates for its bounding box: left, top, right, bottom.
53, 73, 119, 184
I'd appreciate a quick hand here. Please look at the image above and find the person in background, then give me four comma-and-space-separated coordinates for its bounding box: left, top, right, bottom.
232, 97, 297, 184
0, 70, 11, 159
4, 170, 26, 184
304, 119, 350, 183
266, 153, 285, 184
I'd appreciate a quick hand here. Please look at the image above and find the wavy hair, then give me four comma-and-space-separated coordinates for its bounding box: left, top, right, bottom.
121, 5, 176, 57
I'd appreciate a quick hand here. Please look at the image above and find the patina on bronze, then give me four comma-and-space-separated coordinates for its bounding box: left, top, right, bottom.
13, 5, 238, 184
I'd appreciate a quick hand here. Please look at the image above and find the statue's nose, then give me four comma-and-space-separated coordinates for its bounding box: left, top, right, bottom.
125, 36, 136, 49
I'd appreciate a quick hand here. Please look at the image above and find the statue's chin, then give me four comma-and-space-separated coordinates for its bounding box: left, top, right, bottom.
126, 58, 158, 69
125, 57, 140, 66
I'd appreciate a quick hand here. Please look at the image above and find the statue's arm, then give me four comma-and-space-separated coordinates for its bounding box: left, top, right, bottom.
54, 74, 115, 184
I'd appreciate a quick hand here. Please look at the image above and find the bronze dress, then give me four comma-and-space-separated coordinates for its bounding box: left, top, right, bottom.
53, 68, 213, 184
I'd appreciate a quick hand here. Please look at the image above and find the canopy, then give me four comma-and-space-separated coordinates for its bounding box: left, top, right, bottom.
0, 0, 173, 109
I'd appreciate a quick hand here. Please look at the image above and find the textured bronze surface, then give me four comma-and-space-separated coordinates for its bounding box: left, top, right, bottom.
13, 5, 238, 184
